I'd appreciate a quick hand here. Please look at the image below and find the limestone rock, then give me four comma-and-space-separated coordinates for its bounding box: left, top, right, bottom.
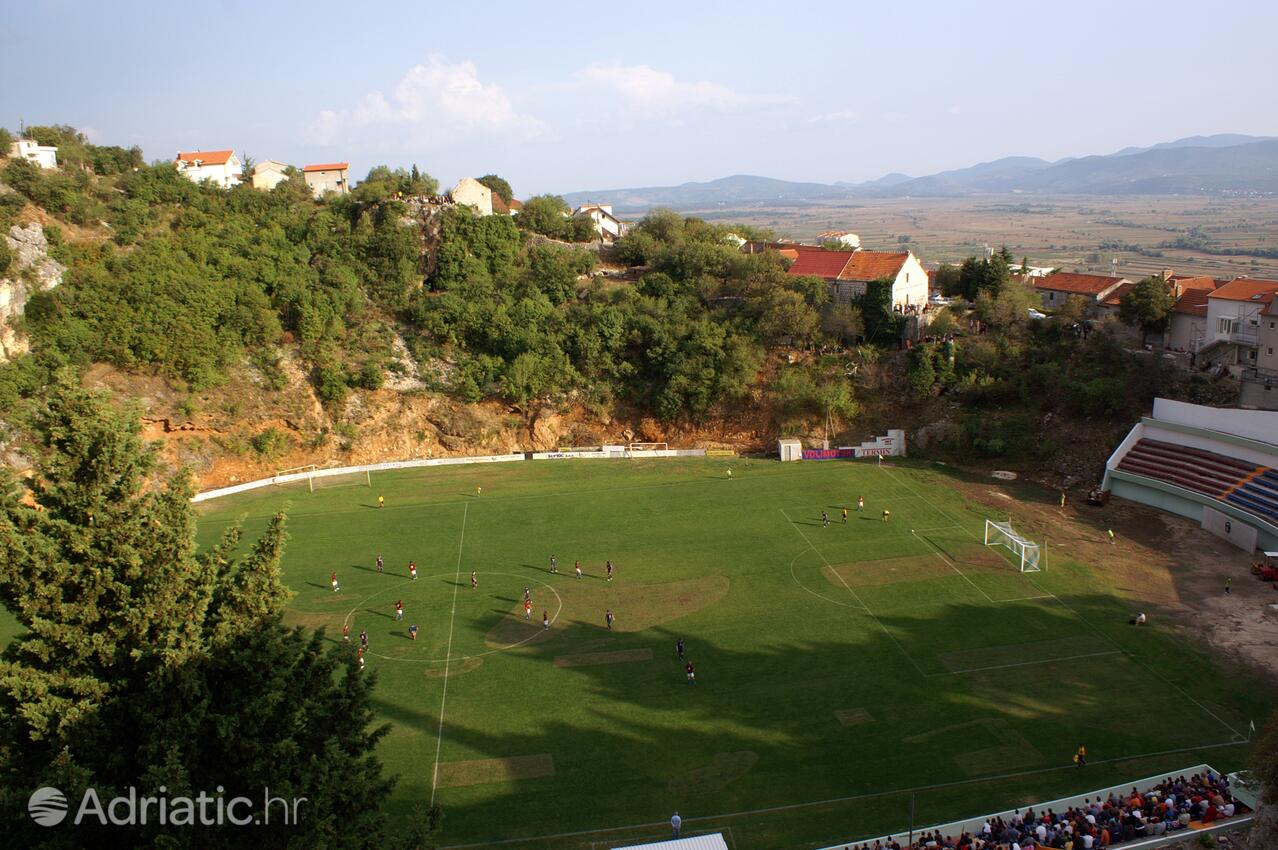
0, 222, 66, 361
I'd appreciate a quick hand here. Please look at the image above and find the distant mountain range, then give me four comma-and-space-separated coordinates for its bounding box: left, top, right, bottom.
561, 134, 1278, 212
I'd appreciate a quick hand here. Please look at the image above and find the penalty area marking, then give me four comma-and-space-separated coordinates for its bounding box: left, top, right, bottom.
926, 649, 1123, 677
780, 507, 927, 676
787, 547, 866, 610
879, 464, 1247, 742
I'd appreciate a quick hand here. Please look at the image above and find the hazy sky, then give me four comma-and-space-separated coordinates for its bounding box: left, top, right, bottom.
4, 0, 1276, 195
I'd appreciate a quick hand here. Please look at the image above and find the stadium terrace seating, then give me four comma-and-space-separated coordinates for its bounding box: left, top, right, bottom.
839, 770, 1245, 850
1116, 438, 1278, 524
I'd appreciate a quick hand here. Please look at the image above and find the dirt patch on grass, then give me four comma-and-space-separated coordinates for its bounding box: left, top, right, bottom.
822, 557, 951, 588
424, 656, 484, 678
835, 708, 874, 726
484, 576, 728, 648
484, 611, 558, 650
435, 754, 555, 788
667, 752, 758, 794
943, 471, 1278, 681
554, 648, 653, 668
937, 635, 1112, 673
283, 609, 341, 631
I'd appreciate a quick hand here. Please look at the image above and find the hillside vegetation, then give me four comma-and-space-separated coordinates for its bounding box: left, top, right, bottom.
0, 126, 1235, 485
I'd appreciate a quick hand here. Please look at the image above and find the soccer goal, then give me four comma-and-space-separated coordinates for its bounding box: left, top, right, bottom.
308, 467, 372, 492
984, 519, 1043, 573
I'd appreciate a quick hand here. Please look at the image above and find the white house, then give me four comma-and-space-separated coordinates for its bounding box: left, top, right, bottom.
1257, 296, 1278, 377
1202, 278, 1278, 370
450, 177, 493, 216
175, 150, 242, 189
302, 162, 350, 198
817, 230, 861, 249
785, 246, 928, 309
8, 138, 58, 169
251, 160, 290, 190
575, 203, 623, 241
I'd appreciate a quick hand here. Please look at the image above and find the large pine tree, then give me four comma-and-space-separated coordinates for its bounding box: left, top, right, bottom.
0, 377, 400, 848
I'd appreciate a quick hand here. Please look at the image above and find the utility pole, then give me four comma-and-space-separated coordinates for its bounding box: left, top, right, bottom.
908, 791, 916, 848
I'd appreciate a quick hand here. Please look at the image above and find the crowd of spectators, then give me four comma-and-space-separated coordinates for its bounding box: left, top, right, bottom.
848, 771, 1243, 850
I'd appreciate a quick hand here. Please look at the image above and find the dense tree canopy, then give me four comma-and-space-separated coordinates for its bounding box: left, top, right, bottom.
1118, 275, 1175, 344
0, 378, 400, 848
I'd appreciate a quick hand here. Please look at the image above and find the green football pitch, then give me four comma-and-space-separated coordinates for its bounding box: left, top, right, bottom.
186, 457, 1269, 849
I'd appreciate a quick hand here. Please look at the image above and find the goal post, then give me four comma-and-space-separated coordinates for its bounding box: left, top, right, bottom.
984, 519, 1043, 573
308, 468, 372, 492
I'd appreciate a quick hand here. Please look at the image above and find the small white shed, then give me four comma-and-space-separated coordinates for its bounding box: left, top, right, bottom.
778, 438, 803, 462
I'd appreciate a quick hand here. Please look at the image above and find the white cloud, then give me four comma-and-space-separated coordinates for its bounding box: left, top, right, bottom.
947, 105, 962, 115
308, 57, 544, 148
575, 64, 793, 117
805, 110, 863, 126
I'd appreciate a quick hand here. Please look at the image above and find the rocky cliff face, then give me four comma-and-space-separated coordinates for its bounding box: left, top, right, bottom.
0, 222, 65, 361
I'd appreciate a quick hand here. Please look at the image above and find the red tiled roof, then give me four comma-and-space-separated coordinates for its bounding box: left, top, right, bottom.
1207, 278, 1278, 302
1034, 272, 1127, 296
777, 248, 800, 261
176, 150, 235, 166
1172, 275, 1216, 294
837, 251, 910, 282
490, 193, 510, 214
508, 198, 523, 211
1100, 282, 1135, 307
1173, 288, 1213, 317
786, 249, 857, 279
302, 162, 349, 172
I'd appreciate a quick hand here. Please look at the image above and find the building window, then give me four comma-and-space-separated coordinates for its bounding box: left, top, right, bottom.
1219, 318, 1233, 334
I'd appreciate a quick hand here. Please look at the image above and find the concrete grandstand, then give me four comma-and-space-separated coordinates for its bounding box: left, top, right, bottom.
1102, 398, 1278, 552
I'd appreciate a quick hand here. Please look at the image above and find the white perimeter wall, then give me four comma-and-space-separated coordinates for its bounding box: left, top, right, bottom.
193, 449, 708, 503
1152, 398, 1278, 448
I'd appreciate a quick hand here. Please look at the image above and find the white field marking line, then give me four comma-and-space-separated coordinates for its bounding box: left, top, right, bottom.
926, 649, 1122, 677
780, 508, 929, 677
788, 547, 864, 610
880, 464, 1247, 742
910, 528, 996, 603
438, 739, 1248, 849
780, 508, 868, 613
430, 501, 468, 809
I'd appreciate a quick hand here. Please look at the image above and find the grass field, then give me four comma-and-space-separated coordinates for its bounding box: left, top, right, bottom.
182, 457, 1273, 849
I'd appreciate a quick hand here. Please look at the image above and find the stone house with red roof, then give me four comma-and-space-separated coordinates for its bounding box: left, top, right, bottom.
302, 162, 350, 198
1032, 272, 1129, 315
785, 247, 927, 309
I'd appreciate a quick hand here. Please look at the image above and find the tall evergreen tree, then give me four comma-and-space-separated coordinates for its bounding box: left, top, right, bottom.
0, 377, 399, 848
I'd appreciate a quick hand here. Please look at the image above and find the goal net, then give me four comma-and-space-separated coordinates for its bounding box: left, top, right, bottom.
984, 519, 1042, 573
308, 468, 372, 492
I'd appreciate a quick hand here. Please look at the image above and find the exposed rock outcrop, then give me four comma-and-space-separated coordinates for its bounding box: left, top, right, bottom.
0, 222, 66, 361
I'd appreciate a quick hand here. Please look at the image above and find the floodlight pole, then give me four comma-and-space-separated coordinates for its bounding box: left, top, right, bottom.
909, 791, 916, 848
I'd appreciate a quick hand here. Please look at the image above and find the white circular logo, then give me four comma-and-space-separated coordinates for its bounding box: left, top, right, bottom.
28, 786, 68, 826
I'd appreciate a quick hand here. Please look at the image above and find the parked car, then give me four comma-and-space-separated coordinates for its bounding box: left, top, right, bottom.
1027, 308, 1048, 320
